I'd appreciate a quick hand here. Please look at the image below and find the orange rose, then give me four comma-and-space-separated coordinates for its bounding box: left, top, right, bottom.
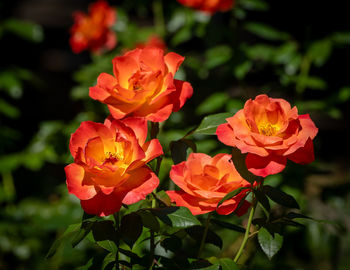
216, 94, 318, 177
89, 47, 193, 122
70, 0, 116, 54
65, 117, 163, 216
166, 153, 251, 215
177, 0, 234, 14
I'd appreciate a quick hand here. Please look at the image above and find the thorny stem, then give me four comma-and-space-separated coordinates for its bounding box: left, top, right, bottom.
198, 212, 212, 258
234, 199, 256, 263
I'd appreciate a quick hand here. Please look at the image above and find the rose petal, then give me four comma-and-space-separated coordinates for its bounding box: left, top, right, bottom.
287, 138, 315, 164
246, 153, 287, 177
166, 190, 213, 215
122, 167, 159, 205
65, 163, 97, 200
80, 190, 125, 216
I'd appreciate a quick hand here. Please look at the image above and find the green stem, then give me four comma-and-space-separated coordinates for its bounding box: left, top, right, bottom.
150, 122, 160, 140
234, 201, 256, 263
113, 212, 120, 268
296, 55, 311, 96
149, 196, 157, 269
152, 0, 165, 37
198, 212, 212, 258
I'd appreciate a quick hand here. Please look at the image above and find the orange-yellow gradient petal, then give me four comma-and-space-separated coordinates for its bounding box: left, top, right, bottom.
89, 47, 193, 122
65, 117, 163, 216
166, 153, 251, 215
217, 94, 318, 177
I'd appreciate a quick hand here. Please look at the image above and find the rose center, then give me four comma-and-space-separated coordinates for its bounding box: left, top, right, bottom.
103, 148, 124, 165
258, 123, 278, 136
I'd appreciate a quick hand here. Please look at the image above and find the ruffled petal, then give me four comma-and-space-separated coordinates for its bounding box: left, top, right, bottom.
287, 138, 315, 165
65, 163, 97, 200
122, 167, 159, 205
246, 153, 287, 177
80, 190, 125, 216
166, 190, 213, 215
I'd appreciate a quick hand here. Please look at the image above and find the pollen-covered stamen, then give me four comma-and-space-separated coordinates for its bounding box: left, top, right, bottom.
259, 123, 277, 136
103, 152, 119, 165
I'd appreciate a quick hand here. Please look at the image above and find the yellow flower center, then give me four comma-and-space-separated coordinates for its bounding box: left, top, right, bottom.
104, 145, 125, 165
258, 123, 278, 136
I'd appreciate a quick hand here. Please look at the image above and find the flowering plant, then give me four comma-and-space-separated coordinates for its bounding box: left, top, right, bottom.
47, 1, 325, 269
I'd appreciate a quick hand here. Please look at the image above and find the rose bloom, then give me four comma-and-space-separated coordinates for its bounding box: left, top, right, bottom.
65, 117, 163, 216
217, 94, 318, 177
166, 153, 251, 215
89, 47, 193, 122
70, 0, 116, 54
177, 0, 234, 14
136, 35, 167, 51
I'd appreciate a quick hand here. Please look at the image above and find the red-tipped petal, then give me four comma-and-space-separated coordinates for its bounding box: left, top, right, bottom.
246, 153, 287, 177
142, 139, 163, 163
121, 117, 148, 145
80, 191, 125, 216
164, 52, 184, 76
65, 163, 97, 200
172, 80, 193, 112
216, 123, 236, 147
166, 190, 213, 215
122, 168, 159, 205
287, 138, 315, 165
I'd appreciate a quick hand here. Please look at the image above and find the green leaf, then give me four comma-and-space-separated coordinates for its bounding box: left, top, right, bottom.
210, 218, 245, 233
71, 221, 94, 247
253, 189, 270, 212
77, 258, 94, 270
244, 44, 276, 62
217, 187, 249, 208
263, 185, 300, 209
170, 140, 189, 165
138, 210, 160, 232
186, 225, 223, 249
338, 86, 350, 102
231, 147, 260, 183
160, 236, 182, 252
205, 45, 233, 69
151, 206, 201, 228
194, 263, 220, 270
286, 212, 312, 220
245, 22, 290, 41
297, 76, 327, 90
219, 258, 240, 270
102, 253, 116, 270
4, 19, 43, 42
120, 213, 143, 248
196, 93, 230, 115
97, 240, 118, 253
195, 112, 232, 135
240, 0, 269, 11
332, 32, 350, 44
92, 220, 117, 242
46, 223, 81, 258
307, 39, 332, 67
234, 61, 252, 80
0, 99, 20, 118
154, 190, 171, 207
258, 227, 283, 260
